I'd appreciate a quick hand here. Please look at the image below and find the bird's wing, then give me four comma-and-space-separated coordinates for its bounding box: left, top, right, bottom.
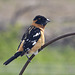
17, 26, 41, 53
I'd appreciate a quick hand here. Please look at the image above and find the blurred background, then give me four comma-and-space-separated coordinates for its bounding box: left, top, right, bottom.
0, 0, 75, 75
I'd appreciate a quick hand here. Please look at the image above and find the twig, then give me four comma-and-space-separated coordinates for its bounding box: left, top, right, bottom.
19, 32, 75, 75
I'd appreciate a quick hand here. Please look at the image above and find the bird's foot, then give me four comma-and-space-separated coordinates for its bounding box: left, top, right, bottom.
26, 55, 31, 62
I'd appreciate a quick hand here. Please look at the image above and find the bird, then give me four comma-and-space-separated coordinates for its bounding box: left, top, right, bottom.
3, 15, 50, 65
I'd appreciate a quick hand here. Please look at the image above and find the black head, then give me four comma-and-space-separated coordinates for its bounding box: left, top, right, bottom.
33, 15, 50, 26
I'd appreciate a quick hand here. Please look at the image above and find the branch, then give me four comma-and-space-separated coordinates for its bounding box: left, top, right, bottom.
19, 32, 75, 75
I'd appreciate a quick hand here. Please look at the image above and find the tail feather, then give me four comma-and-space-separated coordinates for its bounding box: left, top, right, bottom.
3, 52, 22, 65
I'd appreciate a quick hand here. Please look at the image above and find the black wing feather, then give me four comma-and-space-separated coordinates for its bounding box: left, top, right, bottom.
17, 26, 41, 52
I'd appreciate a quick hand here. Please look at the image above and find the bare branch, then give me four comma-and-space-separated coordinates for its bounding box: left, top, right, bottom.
19, 32, 75, 75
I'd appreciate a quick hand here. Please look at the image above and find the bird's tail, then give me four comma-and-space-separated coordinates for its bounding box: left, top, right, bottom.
3, 51, 22, 65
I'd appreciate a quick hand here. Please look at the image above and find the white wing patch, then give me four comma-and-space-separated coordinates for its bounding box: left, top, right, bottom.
33, 32, 40, 37
32, 40, 36, 45
26, 48, 30, 50
26, 39, 29, 41
32, 41, 36, 45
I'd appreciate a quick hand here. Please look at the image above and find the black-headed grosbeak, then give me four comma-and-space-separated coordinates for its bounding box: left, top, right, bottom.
3, 15, 50, 65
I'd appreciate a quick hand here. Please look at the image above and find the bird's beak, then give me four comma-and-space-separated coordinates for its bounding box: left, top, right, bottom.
46, 19, 50, 23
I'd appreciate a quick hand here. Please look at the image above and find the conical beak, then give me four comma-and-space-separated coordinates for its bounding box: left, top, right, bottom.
46, 19, 50, 23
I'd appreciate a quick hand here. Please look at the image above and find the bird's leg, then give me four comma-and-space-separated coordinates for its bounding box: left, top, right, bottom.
26, 55, 31, 62
26, 55, 30, 59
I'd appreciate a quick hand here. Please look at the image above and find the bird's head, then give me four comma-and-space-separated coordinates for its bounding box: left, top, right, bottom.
33, 15, 50, 28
